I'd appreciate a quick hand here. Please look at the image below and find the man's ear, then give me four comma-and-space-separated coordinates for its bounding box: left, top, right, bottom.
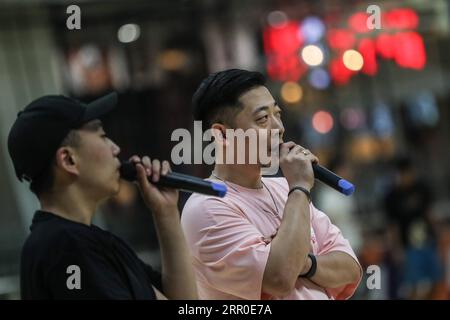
211, 123, 229, 146
55, 147, 79, 176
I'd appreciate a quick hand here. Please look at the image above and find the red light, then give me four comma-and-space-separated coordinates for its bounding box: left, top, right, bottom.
312, 111, 334, 134
393, 31, 426, 70
263, 7, 426, 85
375, 33, 395, 59
264, 22, 302, 55
330, 56, 354, 85
327, 29, 356, 51
385, 8, 419, 30
358, 38, 377, 75
348, 12, 371, 33
264, 22, 307, 81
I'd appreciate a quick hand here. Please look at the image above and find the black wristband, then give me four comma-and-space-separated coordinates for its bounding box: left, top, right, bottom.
288, 186, 311, 203
300, 254, 317, 279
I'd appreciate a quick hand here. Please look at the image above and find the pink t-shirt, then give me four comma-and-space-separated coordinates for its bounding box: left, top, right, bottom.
181, 177, 362, 300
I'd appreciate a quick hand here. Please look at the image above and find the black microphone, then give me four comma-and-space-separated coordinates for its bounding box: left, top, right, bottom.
119, 161, 227, 198
312, 164, 355, 196
280, 144, 355, 195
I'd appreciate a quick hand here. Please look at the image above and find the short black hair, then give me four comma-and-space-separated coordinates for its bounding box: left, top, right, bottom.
192, 69, 266, 129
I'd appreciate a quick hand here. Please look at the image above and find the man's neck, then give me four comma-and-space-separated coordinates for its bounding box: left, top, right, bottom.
39, 185, 98, 226
212, 163, 262, 189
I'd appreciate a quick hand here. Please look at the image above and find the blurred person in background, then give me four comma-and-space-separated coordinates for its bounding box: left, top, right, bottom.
383, 156, 443, 299
7, 92, 197, 299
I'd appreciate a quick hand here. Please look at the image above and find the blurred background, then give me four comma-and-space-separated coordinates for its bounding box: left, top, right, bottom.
0, 0, 449, 299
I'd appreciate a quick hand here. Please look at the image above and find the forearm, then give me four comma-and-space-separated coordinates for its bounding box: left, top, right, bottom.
153, 211, 198, 299
263, 191, 311, 295
307, 251, 361, 289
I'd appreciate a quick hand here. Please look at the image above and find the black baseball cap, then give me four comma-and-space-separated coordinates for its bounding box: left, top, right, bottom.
7, 92, 118, 182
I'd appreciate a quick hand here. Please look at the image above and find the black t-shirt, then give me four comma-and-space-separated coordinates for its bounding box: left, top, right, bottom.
20, 210, 162, 299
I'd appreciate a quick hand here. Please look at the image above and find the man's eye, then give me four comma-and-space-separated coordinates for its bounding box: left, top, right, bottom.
101, 134, 108, 139
257, 115, 269, 122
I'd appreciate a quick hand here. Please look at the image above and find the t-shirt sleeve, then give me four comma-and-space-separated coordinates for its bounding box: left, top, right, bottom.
181, 197, 271, 300
311, 205, 362, 300
45, 240, 134, 299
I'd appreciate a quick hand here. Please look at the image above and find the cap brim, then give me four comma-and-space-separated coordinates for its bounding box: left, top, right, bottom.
83, 92, 118, 122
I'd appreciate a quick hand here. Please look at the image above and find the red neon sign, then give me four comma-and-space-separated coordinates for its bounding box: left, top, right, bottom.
263, 7, 427, 85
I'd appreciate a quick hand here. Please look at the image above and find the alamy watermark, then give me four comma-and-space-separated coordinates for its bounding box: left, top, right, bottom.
64, 263, 382, 291
66, 5, 81, 30
66, 264, 81, 290
367, 4, 382, 30
171, 121, 281, 175
366, 265, 381, 290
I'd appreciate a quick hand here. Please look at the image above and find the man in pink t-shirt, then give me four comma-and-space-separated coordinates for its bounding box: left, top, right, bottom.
181, 69, 362, 300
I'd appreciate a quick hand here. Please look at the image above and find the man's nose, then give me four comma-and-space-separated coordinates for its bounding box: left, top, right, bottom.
111, 141, 121, 156
272, 116, 285, 137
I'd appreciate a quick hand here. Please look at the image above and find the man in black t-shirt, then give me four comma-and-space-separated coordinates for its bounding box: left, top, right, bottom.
7, 92, 197, 299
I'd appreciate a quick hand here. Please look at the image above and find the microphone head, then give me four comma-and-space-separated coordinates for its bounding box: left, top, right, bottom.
211, 182, 228, 198
119, 161, 137, 182
338, 179, 355, 196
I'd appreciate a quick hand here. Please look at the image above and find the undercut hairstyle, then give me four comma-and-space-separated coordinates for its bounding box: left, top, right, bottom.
192, 69, 266, 130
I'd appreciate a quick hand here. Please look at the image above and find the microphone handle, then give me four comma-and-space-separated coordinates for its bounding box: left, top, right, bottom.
157, 172, 227, 197
312, 164, 355, 196
119, 161, 227, 197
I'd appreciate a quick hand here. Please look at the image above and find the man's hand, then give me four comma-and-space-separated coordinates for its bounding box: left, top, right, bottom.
279, 142, 319, 190
129, 155, 179, 215
129, 156, 197, 299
